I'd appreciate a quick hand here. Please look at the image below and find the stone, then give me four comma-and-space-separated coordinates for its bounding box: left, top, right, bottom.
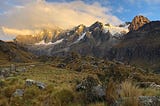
139, 96, 160, 106
76, 76, 105, 102
76, 76, 99, 91
114, 96, 160, 106
92, 84, 106, 98
137, 82, 154, 88
25, 79, 46, 89
149, 83, 160, 90
13, 89, 24, 97
36, 82, 46, 89
57, 63, 66, 68
25, 79, 36, 86
137, 82, 160, 90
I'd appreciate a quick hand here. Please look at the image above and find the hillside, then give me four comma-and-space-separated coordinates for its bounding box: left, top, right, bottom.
0, 40, 35, 65
0, 55, 160, 106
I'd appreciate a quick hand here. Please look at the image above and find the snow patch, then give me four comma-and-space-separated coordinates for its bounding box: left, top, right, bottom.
52, 39, 63, 45
103, 25, 129, 35
73, 32, 86, 44
77, 32, 86, 41
35, 39, 63, 45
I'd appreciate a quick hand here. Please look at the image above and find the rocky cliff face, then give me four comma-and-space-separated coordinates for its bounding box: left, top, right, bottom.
128, 15, 150, 31
109, 21, 160, 71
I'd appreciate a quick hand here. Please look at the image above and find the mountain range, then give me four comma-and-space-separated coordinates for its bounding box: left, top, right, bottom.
1, 15, 160, 71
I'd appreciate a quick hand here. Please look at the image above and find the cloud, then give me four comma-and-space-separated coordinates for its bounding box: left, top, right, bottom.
2, 27, 39, 35
0, 0, 122, 40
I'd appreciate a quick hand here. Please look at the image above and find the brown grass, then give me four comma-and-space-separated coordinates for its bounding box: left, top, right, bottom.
119, 80, 142, 106
105, 79, 118, 105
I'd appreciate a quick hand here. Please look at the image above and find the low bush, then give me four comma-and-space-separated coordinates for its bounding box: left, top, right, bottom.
52, 89, 74, 106
23, 86, 40, 100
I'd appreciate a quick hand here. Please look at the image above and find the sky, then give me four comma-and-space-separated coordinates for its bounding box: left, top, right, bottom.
0, 0, 160, 40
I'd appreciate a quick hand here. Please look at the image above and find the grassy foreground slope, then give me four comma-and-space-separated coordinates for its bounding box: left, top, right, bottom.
0, 55, 160, 106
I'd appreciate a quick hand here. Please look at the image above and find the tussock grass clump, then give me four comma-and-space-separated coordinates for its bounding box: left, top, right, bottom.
106, 80, 142, 106
120, 80, 142, 97
119, 80, 142, 106
105, 79, 118, 105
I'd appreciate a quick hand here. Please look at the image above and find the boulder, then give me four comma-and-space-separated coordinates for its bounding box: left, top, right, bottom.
76, 76, 105, 102
57, 63, 66, 68
92, 84, 106, 99
13, 89, 24, 97
25, 79, 36, 86
137, 82, 160, 89
114, 96, 160, 106
139, 96, 160, 106
25, 79, 46, 89
36, 82, 46, 89
76, 76, 99, 91
149, 83, 160, 90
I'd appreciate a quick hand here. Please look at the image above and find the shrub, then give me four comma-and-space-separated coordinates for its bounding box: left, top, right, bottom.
52, 89, 74, 106
3, 86, 17, 98
10, 97, 24, 106
23, 86, 40, 100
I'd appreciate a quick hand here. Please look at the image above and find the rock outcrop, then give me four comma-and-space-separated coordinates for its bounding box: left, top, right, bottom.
128, 15, 150, 31
76, 76, 105, 102
109, 21, 160, 71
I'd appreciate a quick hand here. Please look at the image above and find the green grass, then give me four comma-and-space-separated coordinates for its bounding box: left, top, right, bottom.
0, 56, 160, 106
17, 64, 97, 90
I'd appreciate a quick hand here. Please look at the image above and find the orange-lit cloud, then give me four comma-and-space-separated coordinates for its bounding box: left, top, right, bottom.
0, 0, 122, 39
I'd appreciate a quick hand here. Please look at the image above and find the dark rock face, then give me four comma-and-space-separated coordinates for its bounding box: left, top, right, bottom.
128, 15, 150, 31
108, 21, 160, 70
